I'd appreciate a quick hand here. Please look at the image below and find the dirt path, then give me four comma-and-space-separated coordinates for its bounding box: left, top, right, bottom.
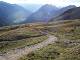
0, 35, 57, 60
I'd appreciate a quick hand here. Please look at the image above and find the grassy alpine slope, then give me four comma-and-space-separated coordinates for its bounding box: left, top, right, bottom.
0, 24, 48, 53
0, 20, 80, 60
19, 20, 80, 60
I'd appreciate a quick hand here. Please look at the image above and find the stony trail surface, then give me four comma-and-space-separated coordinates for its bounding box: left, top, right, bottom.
0, 35, 57, 60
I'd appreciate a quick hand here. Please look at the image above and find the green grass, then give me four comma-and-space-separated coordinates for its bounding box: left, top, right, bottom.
18, 20, 80, 60
0, 20, 80, 60
0, 25, 48, 53
0, 35, 48, 53
0, 27, 41, 41
42, 20, 80, 40
19, 43, 60, 60
19, 40, 80, 60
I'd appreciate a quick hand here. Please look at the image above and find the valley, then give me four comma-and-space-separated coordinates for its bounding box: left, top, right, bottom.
0, 1, 80, 60
0, 20, 80, 60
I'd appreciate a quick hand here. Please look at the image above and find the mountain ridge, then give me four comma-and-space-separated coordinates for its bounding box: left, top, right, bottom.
0, 1, 32, 26
50, 6, 80, 21
25, 4, 59, 23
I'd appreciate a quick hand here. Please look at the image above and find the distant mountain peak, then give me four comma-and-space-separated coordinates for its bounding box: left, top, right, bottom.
0, 1, 11, 6
42, 4, 54, 7
38, 4, 59, 12
50, 6, 80, 21
41, 4, 58, 9
67, 5, 76, 7
0, 1, 7, 3
25, 4, 59, 23
63, 5, 76, 9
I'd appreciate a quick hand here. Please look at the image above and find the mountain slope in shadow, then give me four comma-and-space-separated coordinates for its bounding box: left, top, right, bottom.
50, 6, 80, 21
0, 1, 31, 26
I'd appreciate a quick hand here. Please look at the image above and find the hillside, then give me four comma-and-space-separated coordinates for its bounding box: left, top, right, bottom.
26, 4, 59, 23
0, 0, 80, 60
19, 20, 80, 60
51, 5, 76, 19
0, 1, 31, 26
26, 5, 76, 23
0, 20, 80, 60
51, 7, 80, 21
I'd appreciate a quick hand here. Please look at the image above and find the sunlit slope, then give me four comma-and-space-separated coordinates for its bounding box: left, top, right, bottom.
18, 20, 80, 60
0, 24, 48, 53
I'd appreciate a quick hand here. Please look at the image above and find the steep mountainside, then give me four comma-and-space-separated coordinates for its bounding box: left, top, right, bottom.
52, 7, 80, 20
26, 4, 59, 23
0, 1, 31, 26
26, 5, 76, 23
50, 5, 77, 21
52, 5, 76, 18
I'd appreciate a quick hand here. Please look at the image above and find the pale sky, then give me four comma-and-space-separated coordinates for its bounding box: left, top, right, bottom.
1, 0, 80, 7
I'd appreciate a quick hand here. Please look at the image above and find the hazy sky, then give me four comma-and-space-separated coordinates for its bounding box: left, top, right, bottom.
1, 0, 80, 7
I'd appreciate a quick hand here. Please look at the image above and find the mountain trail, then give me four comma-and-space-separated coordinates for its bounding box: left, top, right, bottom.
0, 35, 57, 60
